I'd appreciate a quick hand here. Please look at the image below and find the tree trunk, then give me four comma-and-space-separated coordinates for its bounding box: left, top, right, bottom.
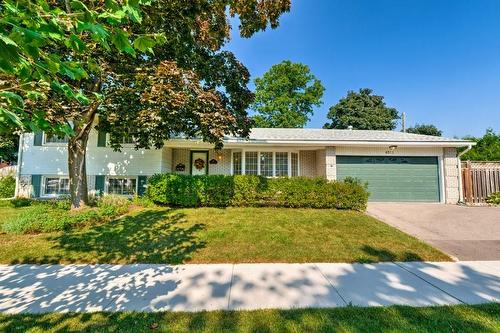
68, 133, 90, 209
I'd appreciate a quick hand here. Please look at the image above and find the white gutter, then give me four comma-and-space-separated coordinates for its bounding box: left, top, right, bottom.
457, 144, 473, 203
14, 132, 24, 198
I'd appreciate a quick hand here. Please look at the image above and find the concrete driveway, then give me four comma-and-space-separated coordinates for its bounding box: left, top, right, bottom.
367, 203, 500, 261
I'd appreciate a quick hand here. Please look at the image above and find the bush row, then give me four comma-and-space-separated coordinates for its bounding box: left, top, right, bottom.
2, 195, 132, 234
146, 174, 368, 210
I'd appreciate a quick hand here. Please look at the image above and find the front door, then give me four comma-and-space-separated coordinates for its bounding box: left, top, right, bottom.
190, 151, 208, 175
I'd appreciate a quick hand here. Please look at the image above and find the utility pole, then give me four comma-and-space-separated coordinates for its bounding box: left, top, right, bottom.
401, 112, 406, 132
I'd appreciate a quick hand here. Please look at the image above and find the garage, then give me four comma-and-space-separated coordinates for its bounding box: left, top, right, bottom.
336, 156, 441, 202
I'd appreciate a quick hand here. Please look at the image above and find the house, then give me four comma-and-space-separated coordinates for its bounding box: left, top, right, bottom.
15, 128, 473, 203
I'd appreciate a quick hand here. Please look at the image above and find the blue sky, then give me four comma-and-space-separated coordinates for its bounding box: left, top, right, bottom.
225, 0, 500, 137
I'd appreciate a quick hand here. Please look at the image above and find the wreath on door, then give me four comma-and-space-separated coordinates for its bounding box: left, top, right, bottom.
194, 158, 205, 170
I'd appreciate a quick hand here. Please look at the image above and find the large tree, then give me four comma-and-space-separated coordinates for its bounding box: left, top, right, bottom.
460, 129, 500, 161
323, 88, 399, 130
251, 60, 324, 128
0, 0, 290, 208
406, 124, 442, 136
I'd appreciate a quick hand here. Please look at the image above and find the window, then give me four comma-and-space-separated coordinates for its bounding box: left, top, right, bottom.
245, 152, 258, 175
45, 134, 69, 143
108, 177, 137, 195
275, 152, 288, 177
233, 151, 299, 177
291, 153, 298, 177
122, 135, 135, 144
44, 177, 69, 195
260, 152, 273, 177
233, 152, 242, 175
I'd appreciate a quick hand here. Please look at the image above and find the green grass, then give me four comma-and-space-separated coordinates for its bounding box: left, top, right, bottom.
1, 304, 499, 332
0, 205, 449, 264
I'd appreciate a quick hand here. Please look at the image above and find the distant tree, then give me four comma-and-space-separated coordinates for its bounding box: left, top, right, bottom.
0, 132, 18, 164
460, 129, 500, 161
251, 60, 324, 128
406, 124, 442, 136
323, 88, 399, 130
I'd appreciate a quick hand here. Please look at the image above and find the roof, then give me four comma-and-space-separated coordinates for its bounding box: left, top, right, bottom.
223, 128, 473, 147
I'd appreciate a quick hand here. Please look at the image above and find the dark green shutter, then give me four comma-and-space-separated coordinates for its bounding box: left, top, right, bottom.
33, 132, 43, 146
95, 175, 105, 194
31, 175, 41, 197
97, 131, 107, 147
137, 176, 148, 196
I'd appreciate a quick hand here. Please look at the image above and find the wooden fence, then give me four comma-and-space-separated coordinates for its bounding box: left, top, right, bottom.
461, 161, 500, 204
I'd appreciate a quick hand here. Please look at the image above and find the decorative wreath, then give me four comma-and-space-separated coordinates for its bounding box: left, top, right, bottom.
194, 158, 205, 170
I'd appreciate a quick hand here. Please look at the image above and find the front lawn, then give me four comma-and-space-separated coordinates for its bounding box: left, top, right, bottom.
1, 304, 499, 333
0, 206, 449, 264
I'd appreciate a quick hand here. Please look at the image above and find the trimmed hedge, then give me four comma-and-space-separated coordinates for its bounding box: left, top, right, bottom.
147, 174, 368, 210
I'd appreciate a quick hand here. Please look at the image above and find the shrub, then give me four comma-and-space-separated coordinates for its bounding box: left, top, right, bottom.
0, 175, 15, 198
147, 174, 368, 210
10, 197, 33, 208
2, 195, 132, 234
486, 192, 500, 205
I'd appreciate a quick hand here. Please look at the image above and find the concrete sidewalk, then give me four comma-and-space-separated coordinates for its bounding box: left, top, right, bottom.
0, 261, 499, 314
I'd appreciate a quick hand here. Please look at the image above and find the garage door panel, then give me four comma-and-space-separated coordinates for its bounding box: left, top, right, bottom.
337, 156, 440, 202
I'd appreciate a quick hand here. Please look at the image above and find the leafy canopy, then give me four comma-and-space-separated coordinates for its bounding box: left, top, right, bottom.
406, 124, 442, 136
0, 0, 291, 147
324, 88, 399, 130
461, 129, 500, 161
251, 60, 324, 128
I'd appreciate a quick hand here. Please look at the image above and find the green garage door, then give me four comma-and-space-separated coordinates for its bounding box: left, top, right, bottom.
337, 156, 440, 202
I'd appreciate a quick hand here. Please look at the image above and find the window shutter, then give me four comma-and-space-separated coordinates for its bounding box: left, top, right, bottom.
31, 175, 41, 197
95, 175, 105, 194
137, 176, 148, 196
97, 131, 107, 147
33, 132, 43, 146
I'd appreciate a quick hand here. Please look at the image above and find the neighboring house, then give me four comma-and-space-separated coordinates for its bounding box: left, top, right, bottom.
15, 128, 473, 203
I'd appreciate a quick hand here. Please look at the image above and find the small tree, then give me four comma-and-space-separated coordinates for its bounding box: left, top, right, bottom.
251, 60, 324, 128
406, 124, 442, 136
460, 129, 500, 161
324, 88, 399, 130
0, 0, 291, 208
0, 131, 18, 164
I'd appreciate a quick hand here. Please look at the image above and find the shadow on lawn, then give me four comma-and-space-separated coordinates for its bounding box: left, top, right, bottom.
1, 304, 498, 332
10, 209, 206, 264
356, 245, 423, 263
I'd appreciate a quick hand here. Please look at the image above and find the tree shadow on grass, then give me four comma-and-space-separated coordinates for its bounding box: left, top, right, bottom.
10, 209, 206, 264
356, 245, 423, 263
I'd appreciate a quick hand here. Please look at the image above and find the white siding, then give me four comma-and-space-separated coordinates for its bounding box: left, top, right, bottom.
20, 130, 164, 176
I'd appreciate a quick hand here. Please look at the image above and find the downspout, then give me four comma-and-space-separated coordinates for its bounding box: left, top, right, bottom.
457, 144, 472, 203
14, 132, 24, 198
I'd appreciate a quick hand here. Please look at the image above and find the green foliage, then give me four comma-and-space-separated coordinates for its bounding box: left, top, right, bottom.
0, 175, 15, 198
147, 174, 369, 210
460, 129, 500, 161
486, 192, 500, 205
324, 88, 399, 130
9, 197, 33, 208
251, 60, 325, 128
0, 132, 18, 163
406, 124, 442, 136
2, 196, 131, 234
